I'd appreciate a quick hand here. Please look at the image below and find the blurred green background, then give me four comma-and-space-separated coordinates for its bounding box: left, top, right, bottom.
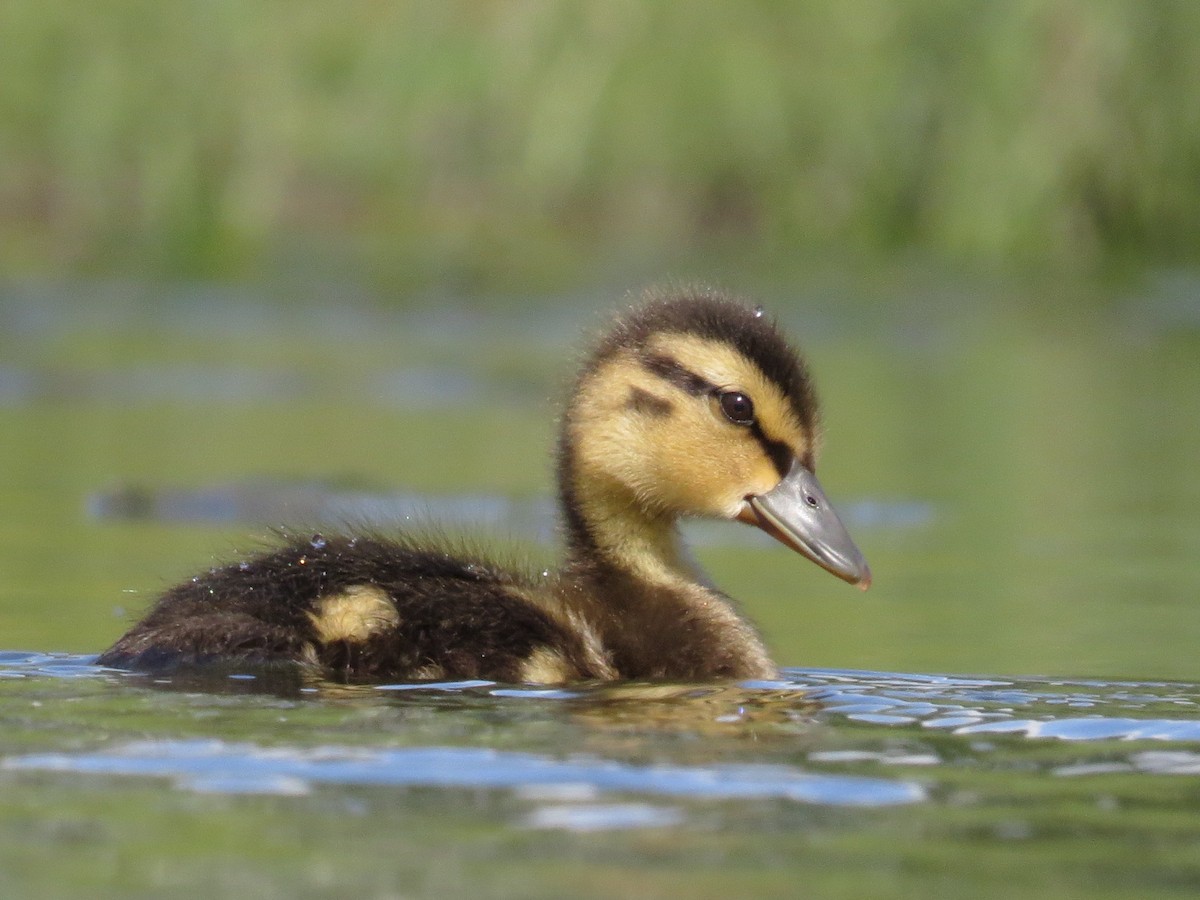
1, 1, 1198, 678
4, 0, 1200, 288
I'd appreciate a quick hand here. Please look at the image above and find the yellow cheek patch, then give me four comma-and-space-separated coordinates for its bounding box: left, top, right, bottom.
308, 585, 400, 644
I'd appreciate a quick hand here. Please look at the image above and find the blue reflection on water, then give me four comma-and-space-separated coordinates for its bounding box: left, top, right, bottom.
86, 481, 934, 545
3, 740, 926, 807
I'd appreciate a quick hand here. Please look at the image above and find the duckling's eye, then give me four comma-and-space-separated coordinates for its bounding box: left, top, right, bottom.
718, 391, 755, 425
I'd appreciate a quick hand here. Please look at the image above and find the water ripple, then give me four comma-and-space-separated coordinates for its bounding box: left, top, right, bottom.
2, 740, 926, 808
789, 669, 1200, 742
5, 655, 1200, 744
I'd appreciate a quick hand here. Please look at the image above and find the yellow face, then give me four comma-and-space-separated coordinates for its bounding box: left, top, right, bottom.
568, 331, 816, 522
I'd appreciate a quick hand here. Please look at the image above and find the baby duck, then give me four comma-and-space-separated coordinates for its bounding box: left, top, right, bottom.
98, 289, 870, 683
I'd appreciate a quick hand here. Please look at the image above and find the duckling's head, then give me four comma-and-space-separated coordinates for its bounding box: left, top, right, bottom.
559, 288, 870, 589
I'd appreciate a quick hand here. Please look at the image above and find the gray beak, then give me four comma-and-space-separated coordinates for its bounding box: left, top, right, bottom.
738, 461, 872, 589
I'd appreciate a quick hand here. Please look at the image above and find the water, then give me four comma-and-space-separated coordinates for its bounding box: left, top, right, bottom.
2, 653, 1200, 897
2, 273, 1200, 896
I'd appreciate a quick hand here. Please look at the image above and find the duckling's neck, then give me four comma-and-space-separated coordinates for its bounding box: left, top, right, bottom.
564, 474, 690, 585
556, 460, 777, 681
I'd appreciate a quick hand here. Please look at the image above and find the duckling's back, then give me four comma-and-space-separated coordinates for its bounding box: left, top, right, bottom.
97, 533, 606, 682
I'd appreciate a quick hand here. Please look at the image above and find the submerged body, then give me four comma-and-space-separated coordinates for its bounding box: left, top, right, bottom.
99, 289, 869, 682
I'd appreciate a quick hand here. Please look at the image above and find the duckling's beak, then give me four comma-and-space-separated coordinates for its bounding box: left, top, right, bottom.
736, 461, 872, 590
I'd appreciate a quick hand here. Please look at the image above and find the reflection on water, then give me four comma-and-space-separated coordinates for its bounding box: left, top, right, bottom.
86, 480, 935, 545
0, 363, 501, 408
3, 652, 1200, 829
4, 739, 927, 807
3, 659, 1200, 891
797, 669, 1200, 741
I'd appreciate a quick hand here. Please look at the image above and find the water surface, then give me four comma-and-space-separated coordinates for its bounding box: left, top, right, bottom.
2, 653, 1199, 897
2, 274, 1199, 896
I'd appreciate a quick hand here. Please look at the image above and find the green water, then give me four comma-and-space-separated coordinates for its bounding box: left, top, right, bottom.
3, 658, 1200, 898
1, 274, 1199, 897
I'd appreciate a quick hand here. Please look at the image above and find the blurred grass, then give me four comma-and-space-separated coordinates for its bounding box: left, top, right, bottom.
3, 1, 1200, 291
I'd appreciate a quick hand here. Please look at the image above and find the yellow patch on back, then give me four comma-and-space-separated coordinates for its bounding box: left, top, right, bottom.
410, 662, 446, 680
518, 646, 579, 684
308, 585, 400, 644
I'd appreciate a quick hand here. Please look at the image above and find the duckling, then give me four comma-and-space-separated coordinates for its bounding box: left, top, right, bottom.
97, 288, 870, 683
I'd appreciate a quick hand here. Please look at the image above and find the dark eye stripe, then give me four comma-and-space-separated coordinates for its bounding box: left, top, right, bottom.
640, 353, 717, 396
626, 386, 673, 417
751, 424, 794, 478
